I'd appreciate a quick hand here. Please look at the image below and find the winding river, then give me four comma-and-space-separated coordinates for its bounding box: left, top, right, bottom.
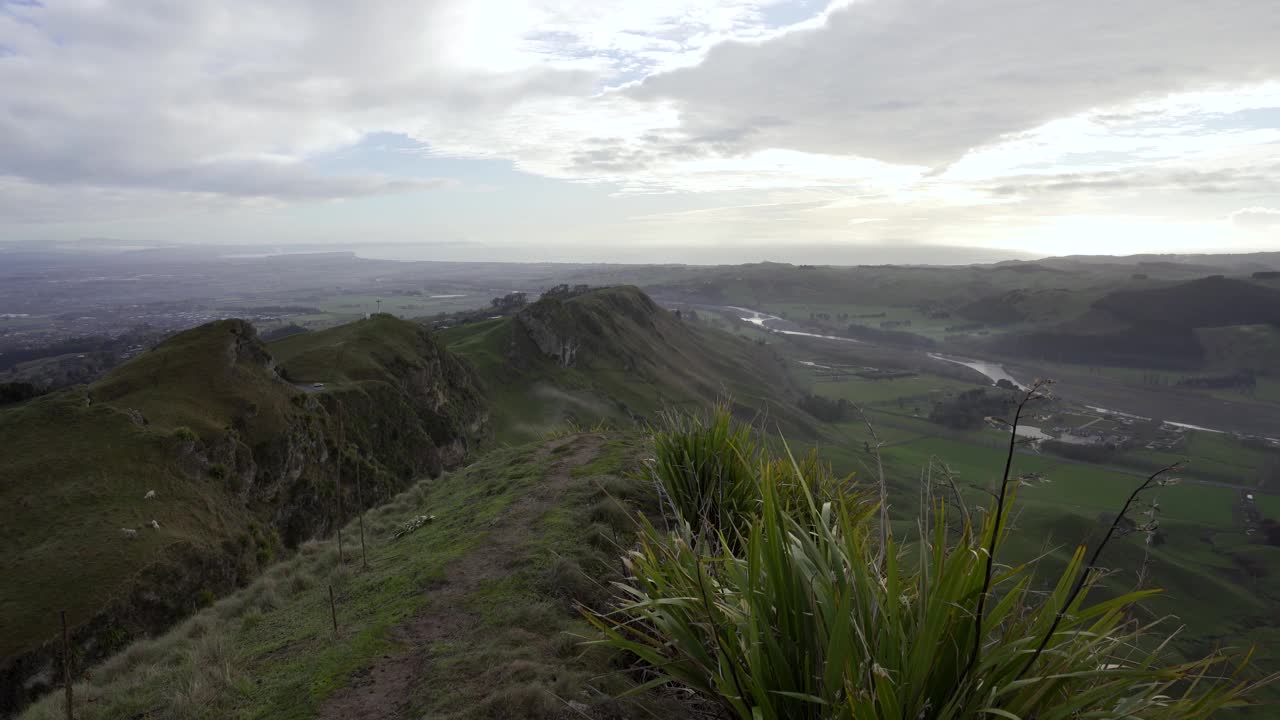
926, 353, 1025, 389
727, 306, 866, 344
720, 305, 1276, 442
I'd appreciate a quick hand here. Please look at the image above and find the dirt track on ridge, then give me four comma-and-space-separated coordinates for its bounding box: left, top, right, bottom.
317, 435, 603, 720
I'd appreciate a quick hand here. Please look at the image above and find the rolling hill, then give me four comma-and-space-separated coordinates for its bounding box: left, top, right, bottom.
439, 285, 814, 442
2, 287, 824, 717
972, 276, 1280, 369
9, 280, 1280, 719
0, 317, 485, 715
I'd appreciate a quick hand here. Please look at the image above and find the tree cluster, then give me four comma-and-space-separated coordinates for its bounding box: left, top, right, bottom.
0, 381, 42, 405
489, 292, 528, 312
929, 388, 1015, 430
797, 393, 852, 422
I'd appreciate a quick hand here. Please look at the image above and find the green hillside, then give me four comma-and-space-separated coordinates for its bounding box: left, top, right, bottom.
14, 399, 798, 720
2, 289, 821, 717
17, 432, 686, 720
0, 317, 485, 715
11, 281, 1280, 719
644, 261, 1280, 372
440, 286, 812, 443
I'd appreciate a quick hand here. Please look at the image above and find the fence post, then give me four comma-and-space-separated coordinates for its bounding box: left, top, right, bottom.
61, 610, 73, 720
335, 405, 345, 563
329, 584, 338, 638
356, 450, 368, 569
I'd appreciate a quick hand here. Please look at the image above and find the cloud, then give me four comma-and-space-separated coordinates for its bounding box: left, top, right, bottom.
0, 0, 811, 216
1, 0, 1278, 253
0, 0, 590, 209
984, 163, 1280, 199
630, 0, 1280, 167
1230, 207, 1280, 228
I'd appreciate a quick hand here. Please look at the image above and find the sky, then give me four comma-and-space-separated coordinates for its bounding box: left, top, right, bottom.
1, 0, 1278, 264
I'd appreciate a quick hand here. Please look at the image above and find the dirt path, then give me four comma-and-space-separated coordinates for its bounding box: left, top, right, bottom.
317, 435, 603, 720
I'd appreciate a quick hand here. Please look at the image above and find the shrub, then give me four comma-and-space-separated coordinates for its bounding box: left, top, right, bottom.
929, 387, 1014, 429
172, 426, 198, 442
650, 406, 850, 548
649, 406, 758, 543
547, 556, 597, 605
170, 632, 234, 718
588, 405, 1273, 720
478, 684, 559, 719
240, 606, 263, 632
796, 392, 851, 422
287, 569, 313, 595
587, 498, 631, 531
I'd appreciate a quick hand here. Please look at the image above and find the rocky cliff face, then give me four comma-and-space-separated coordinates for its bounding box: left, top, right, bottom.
0, 318, 487, 717
512, 286, 664, 370
516, 302, 583, 368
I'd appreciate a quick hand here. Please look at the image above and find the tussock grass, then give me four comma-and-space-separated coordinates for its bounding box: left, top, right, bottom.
22, 616, 239, 720
587, 498, 632, 530
477, 684, 560, 719
547, 556, 598, 606
589, 406, 1276, 720
239, 606, 264, 632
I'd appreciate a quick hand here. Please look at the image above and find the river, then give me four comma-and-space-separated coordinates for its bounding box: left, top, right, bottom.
727, 306, 866, 344
926, 353, 1026, 389
726, 306, 1017, 384
720, 305, 1276, 442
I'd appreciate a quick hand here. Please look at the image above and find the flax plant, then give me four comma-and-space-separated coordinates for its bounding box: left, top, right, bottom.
589, 408, 1272, 720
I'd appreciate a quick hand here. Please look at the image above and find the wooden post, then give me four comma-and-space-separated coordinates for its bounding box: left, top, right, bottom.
355, 449, 368, 570
328, 584, 338, 637
60, 610, 73, 720
335, 404, 345, 563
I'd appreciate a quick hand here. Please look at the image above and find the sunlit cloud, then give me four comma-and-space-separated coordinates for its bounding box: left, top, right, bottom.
1231, 207, 1280, 229
1, 0, 1278, 259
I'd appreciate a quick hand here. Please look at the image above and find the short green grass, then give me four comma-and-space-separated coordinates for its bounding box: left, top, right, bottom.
20, 433, 674, 720
1027, 359, 1280, 407
1119, 429, 1279, 487
807, 372, 981, 407
758, 302, 962, 341
851, 426, 1280, 712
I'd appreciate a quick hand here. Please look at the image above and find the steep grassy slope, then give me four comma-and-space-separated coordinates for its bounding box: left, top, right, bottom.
440, 286, 813, 443
268, 315, 489, 490
18, 433, 688, 720
976, 276, 1280, 369
0, 317, 484, 716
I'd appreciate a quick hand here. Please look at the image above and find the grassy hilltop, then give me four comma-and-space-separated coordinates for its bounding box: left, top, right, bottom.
0, 316, 485, 714
440, 285, 812, 442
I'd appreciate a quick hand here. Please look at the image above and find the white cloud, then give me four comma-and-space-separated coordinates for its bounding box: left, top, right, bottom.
1, 0, 1278, 256
1230, 207, 1280, 228
630, 0, 1280, 167
0, 0, 592, 212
